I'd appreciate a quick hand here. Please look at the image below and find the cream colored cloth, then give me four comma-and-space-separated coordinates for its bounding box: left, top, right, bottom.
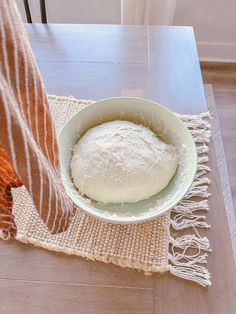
12, 95, 212, 287
121, 0, 177, 25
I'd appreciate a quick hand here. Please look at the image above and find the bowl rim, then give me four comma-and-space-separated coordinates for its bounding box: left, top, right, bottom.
58, 96, 198, 224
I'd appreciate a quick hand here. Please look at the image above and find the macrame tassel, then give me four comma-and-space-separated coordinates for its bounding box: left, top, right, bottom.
191, 129, 211, 137
198, 156, 209, 163
182, 120, 211, 131
169, 112, 212, 287
185, 185, 211, 199
177, 111, 210, 122
193, 130, 212, 144
197, 145, 209, 154
169, 234, 211, 287
169, 248, 211, 287
171, 213, 210, 230
192, 177, 211, 186
170, 235, 211, 251
172, 199, 209, 214
169, 263, 211, 287
195, 170, 209, 178
169, 252, 208, 265
199, 112, 211, 119
197, 164, 211, 172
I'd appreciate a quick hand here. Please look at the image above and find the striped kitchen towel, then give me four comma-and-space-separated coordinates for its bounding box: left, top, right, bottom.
0, 0, 75, 239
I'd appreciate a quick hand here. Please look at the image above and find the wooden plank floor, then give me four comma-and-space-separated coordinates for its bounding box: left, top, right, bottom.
201, 62, 236, 212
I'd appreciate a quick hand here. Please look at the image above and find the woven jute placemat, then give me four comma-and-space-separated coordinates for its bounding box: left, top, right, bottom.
12, 95, 212, 287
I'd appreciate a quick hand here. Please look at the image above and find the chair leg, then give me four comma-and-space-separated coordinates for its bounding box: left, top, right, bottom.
23, 0, 32, 23
40, 0, 47, 24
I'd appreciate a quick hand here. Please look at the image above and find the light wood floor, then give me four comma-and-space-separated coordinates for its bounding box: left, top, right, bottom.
201, 62, 236, 211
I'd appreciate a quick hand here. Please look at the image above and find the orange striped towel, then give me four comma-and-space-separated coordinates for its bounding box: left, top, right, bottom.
0, 0, 75, 239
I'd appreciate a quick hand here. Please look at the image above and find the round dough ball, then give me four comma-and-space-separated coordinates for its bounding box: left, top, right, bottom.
71, 120, 178, 203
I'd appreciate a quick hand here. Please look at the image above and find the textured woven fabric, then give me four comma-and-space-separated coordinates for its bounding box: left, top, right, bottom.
12, 95, 212, 286
0, 1, 74, 239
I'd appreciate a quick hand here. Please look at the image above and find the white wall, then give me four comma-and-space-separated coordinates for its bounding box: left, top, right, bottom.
16, 0, 120, 24
173, 0, 236, 61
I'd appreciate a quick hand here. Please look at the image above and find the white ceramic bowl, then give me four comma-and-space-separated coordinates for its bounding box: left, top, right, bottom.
58, 97, 197, 224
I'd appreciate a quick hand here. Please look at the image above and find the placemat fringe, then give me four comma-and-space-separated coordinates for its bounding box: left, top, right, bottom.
168, 113, 212, 287
169, 256, 211, 287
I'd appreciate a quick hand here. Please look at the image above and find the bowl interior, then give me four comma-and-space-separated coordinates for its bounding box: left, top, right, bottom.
58, 97, 197, 224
